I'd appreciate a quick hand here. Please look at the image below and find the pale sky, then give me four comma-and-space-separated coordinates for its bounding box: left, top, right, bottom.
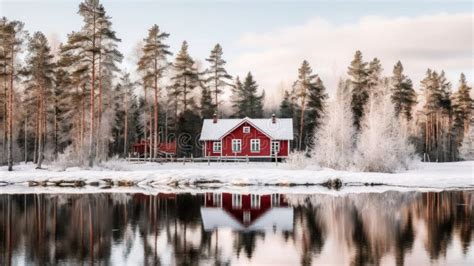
1, 0, 473, 107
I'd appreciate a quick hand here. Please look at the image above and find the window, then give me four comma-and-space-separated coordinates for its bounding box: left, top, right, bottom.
271, 194, 280, 207
243, 211, 251, 223
250, 139, 260, 152
232, 194, 242, 209
232, 139, 242, 152
271, 141, 280, 155
251, 194, 261, 209
213, 141, 221, 152
243, 126, 250, 133
213, 193, 222, 207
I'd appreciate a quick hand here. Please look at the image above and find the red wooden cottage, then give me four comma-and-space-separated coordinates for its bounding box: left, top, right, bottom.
200, 192, 293, 231
200, 115, 293, 159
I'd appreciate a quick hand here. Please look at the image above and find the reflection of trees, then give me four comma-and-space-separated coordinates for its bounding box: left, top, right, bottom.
417, 191, 473, 260
0, 191, 472, 265
234, 231, 264, 259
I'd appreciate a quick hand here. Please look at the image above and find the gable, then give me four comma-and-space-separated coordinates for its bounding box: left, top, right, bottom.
200, 118, 293, 141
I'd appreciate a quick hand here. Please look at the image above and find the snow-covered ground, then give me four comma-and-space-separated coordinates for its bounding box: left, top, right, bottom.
0, 160, 472, 194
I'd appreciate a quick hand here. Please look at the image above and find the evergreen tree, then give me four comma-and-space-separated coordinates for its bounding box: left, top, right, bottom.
230, 76, 246, 118
137, 24, 171, 159
390, 61, 416, 121
22, 32, 56, 168
452, 73, 473, 152
347, 50, 369, 131
205, 43, 232, 115
293, 60, 320, 149
279, 90, 294, 118
171, 41, 199, 114
420, 69, 454, 162
242, 72, 265, 118
305, 76, 327, 140
199, 80, 214, 119
110, 72, 138, 157
0, 18, 26, 171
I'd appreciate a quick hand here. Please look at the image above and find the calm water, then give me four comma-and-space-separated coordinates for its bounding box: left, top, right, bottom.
0, 190, 473, 265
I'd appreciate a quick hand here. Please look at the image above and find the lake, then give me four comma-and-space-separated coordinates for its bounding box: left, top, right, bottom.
0, 190, 473, 265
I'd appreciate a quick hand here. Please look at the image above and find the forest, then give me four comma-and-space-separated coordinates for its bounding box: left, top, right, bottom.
0, 0, 472, 172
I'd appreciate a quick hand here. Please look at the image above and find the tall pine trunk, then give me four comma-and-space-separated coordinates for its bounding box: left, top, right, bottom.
153, 58, 159, 159
88, 11, 97, 167
123, 88, 128, 157
7, 45, 14, 171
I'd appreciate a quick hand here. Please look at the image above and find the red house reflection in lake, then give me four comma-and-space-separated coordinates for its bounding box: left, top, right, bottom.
201, 193, 294, 231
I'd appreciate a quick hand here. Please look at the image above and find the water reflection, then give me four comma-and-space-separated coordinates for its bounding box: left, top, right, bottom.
0, 191, 472, 265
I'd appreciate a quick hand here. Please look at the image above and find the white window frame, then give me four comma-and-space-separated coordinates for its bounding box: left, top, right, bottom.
243, 211, 251, 223
250, 139, 260, 153
271, 141, 280, 155
232, 194, 242, 209
271, 194, 280, 207
213, 193, 222, 207
243, 126, 250, 134
251, 194, 261, 209
213, 141, 221, 152
232, 139, 242, 152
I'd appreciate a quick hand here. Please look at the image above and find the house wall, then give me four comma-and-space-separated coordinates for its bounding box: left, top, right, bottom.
203, 121, 290, 157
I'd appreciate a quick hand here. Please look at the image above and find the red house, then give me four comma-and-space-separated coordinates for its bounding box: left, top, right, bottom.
200, 115, 293, 159
200, 192, 293, 231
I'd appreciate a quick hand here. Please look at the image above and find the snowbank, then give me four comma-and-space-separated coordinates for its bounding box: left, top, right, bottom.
0, 160, 472, 194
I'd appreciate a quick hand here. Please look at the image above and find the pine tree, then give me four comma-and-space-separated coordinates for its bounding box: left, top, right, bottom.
110, 71, 137, 157
293, 60, 320, 149
199, 80, 214, 119
205, 44, 232, 115
230, 76, 246, 118
243, 72, 265, 118
420, 69, 454, 162
305, 76, 327, 140
279, 90, 294, 118
22, 32, 56, 168
347, 50, 369, 131
137, 24, 171, 159
390, 61, 416, 121
452, 73, 473, 155
1, 18, 26, 171
171, 41, 199, 114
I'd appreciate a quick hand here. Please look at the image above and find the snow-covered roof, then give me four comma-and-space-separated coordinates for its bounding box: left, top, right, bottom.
200, 117, 294, 141
200, 207, 294, 231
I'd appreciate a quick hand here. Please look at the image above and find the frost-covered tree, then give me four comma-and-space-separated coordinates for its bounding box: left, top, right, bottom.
354, 81, 416, 172
348, 50, 369, 131
459, 119, 474, 160
205, 44, 232, 115
311, 79, 354, 170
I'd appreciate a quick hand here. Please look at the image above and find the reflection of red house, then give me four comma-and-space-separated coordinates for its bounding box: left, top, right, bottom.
201, 193, 293, 231
132, 140, 177, 157
200, 115, 293, 159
